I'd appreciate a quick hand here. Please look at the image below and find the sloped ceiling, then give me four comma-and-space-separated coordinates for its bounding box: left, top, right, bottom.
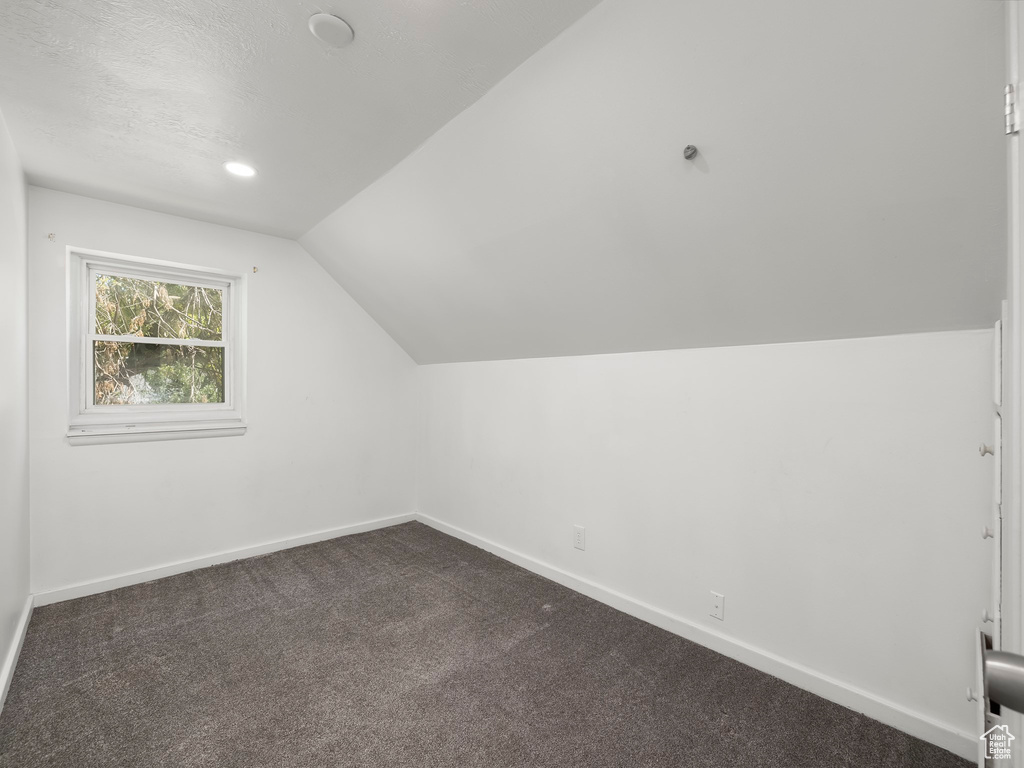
0, 0, 603, 238
301, 0, 1007, 364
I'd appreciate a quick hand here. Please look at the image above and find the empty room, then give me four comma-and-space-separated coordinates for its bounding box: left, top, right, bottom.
1, 0, 1023, 766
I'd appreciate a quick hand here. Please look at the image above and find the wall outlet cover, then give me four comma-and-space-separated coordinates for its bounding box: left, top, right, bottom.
710, 591, 725, 621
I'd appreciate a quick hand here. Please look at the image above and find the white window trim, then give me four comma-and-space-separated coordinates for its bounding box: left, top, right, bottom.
67, 247, 247, 446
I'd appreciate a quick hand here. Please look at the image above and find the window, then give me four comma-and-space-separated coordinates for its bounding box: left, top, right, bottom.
67, 248, 246, 445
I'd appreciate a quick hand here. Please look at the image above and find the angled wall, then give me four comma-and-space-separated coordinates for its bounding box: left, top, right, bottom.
27, 188, 418, 597
302, 0, 1005, 364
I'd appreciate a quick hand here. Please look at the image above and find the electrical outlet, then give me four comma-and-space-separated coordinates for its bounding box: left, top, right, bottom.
710, 591, 725, 621
573, 525, 586, 551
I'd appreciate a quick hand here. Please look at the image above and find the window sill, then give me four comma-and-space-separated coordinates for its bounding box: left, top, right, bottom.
66, 422, 247, 446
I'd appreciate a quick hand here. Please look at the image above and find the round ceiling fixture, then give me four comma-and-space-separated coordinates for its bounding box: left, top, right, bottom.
308, 13, 354, 48
224, 161, 257, 178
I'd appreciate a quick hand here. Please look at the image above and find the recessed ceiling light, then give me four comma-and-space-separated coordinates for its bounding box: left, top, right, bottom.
224, 161, 257, 178
308, 13, 354, 48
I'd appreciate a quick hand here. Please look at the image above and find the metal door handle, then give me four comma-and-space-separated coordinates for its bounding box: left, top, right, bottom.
985, 651, 1024, 714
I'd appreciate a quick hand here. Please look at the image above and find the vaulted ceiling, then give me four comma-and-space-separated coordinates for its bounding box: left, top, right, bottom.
0, 0, 1009, 364
301, 0, 1008, 363
0, 0, 602, 238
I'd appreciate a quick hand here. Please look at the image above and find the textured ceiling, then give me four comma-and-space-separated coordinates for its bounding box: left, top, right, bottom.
0, 0, 603, 237
301, 0, 1007, 363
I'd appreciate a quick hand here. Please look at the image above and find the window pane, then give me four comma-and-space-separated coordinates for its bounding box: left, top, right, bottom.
95, 275, 223, 341
94, 342, 225, 405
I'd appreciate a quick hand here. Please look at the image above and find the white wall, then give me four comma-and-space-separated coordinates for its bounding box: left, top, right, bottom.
417, 330, 995, 757
28, 187, 418, 595
303, 0, 1005, 364
0, 111, 29, 705
1001, 8, 1024, 766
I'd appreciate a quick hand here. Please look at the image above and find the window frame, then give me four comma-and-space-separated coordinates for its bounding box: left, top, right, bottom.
67, 247, 247, 446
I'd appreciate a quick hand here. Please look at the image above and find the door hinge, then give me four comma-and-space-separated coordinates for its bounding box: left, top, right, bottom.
1007, 85, 1019, 135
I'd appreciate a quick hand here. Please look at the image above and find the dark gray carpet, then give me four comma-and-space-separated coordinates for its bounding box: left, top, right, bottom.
0, 521, 968, 768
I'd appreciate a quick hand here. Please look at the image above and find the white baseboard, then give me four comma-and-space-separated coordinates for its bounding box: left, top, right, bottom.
416, 512, 976, 762
33, 513, 417, 607
0, 595, 33, 716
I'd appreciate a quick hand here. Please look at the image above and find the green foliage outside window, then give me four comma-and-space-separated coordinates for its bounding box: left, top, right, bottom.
94, 275, 225, 405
